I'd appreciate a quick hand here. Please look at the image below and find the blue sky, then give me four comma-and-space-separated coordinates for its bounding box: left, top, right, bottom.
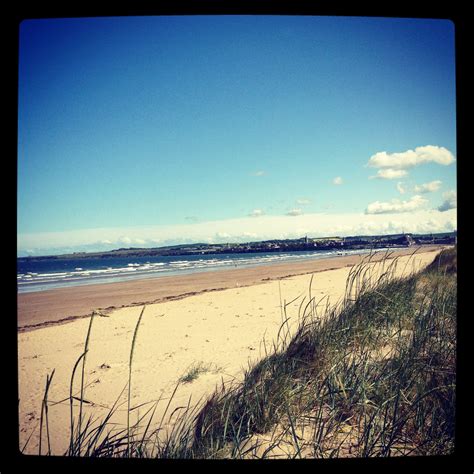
18, 15, 457, 256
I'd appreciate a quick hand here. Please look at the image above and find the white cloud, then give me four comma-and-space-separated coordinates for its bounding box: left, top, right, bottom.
249, 209, 265, 217
369, 169, 408, 180
365, 195, 429, 215
409, 215, 456, 234
414, 180, 442, 194
332, 176, 343, 185
286, 209, 303, 216
252, 170, 265, 176
367, 145, 455, 170
396, 182, 406, 194
367, 146, 455, 181
438, 190, 457, 212
117, 236, 148, 246
242, 232, 258, 239
216, 232, 231, 240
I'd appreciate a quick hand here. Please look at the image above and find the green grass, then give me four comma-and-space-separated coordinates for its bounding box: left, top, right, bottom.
29, 247, 456, 459
178, 362, 213, 384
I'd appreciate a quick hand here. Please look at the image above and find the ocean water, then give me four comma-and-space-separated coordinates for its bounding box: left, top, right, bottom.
17, 248, 381, 294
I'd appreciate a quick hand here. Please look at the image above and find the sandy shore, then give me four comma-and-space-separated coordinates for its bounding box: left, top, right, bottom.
17, 246, 443, 331
17, 246, 444, 455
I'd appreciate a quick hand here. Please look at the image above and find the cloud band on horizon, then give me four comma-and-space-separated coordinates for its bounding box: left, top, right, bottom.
18, 208, 457, 257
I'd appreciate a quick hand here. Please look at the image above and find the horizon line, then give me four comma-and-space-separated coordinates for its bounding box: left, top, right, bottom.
17, 230, 457, 259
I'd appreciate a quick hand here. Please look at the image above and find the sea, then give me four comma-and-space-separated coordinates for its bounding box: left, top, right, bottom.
17, 248, 387, 294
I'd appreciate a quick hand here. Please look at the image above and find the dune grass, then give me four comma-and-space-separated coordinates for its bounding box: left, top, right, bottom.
178, 362, 213, 384
28, 247, 456, 459
188, 248, 456, 459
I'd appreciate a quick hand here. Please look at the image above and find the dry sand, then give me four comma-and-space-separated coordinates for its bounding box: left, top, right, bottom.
17, 246, 443, 456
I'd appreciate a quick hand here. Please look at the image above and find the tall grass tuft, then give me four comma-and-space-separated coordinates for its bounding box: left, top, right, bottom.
127, 305, 147, 457
38, 369, 55, 456
77, 311, 95, 453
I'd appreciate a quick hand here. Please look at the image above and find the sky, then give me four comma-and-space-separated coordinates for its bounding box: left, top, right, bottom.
17, 15, 457, 256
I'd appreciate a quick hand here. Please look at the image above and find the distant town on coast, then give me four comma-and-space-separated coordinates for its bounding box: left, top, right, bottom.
18, 231, 457, 261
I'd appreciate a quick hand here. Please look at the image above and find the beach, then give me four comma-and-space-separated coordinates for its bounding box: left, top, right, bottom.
18, 246, 444, 455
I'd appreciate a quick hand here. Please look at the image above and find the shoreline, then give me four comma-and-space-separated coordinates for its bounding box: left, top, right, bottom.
17, 245, 444, 331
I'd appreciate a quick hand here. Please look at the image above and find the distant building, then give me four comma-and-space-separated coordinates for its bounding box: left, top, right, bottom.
405, 234, 415, 246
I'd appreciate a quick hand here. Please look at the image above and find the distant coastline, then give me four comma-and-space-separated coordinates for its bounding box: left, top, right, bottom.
18, 231, 456, 261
